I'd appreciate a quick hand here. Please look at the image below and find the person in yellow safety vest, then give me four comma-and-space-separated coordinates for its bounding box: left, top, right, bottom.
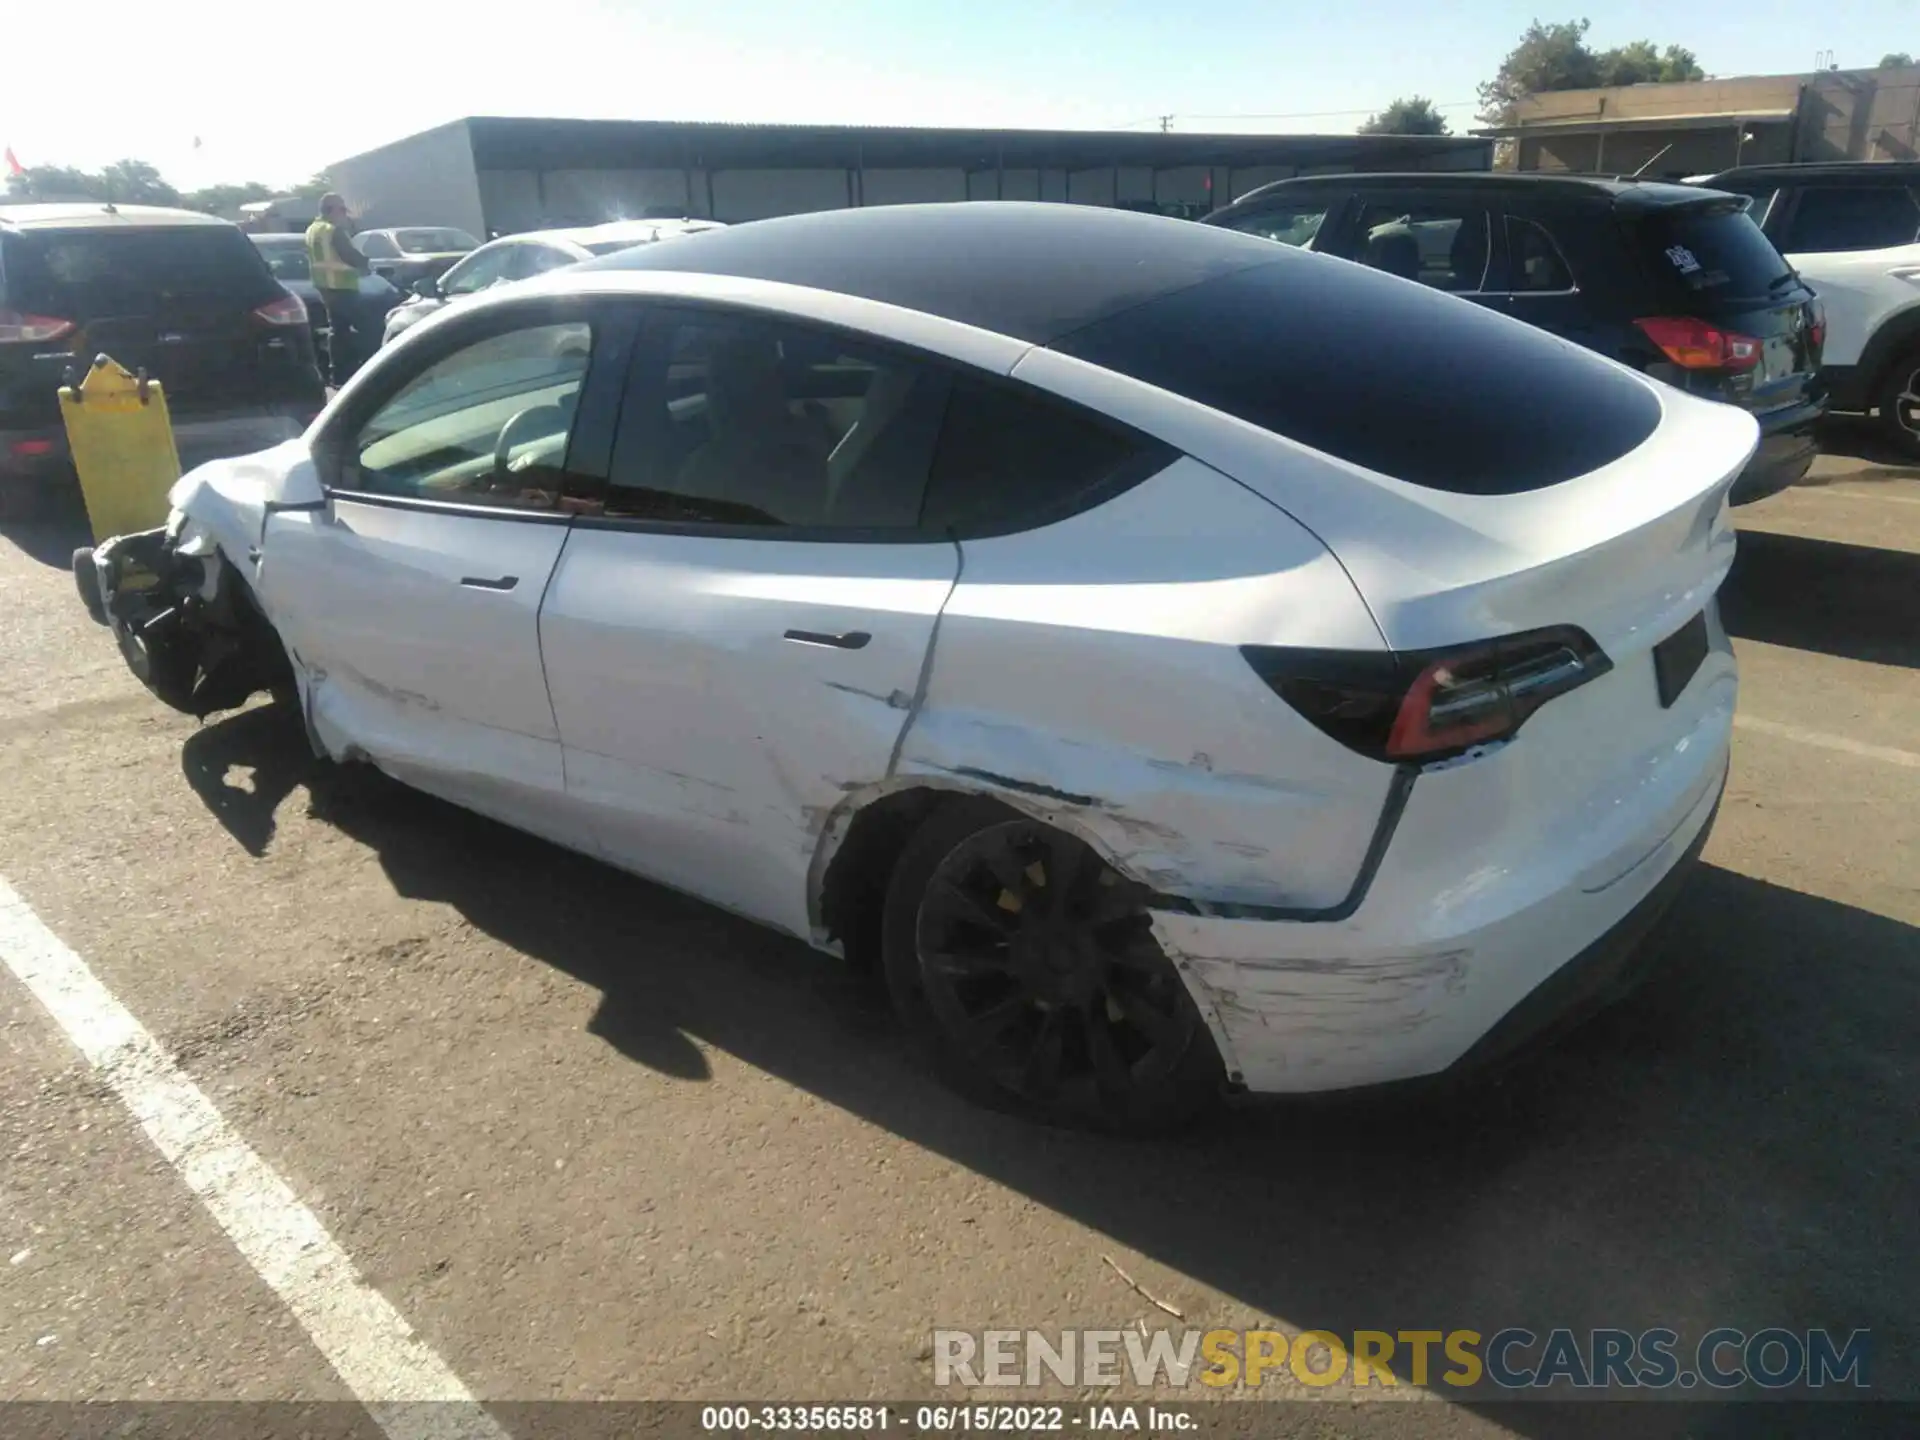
305, 194, 373, 385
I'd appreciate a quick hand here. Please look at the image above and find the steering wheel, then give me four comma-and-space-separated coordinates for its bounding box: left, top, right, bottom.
492, 404, 566, 485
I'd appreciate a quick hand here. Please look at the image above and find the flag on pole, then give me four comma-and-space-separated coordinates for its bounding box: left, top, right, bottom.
4, 147, 24, 178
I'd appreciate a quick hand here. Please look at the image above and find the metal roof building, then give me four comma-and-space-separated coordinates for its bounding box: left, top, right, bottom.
328, 117, 1492, 236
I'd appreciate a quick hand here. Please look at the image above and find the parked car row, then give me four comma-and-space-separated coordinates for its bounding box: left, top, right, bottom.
1, 203, 327, 515
1203, 171, 1827, 504
1690, 160, 1920, 457
1204, 160, 1920, 472
381, 218, 725, 346
248, 232, 407, 379
0, 201, 733, 515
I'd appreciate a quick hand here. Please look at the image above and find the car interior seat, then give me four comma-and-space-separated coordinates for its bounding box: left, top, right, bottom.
1448, 218, 1489, 291
1365, 231, 1422, 282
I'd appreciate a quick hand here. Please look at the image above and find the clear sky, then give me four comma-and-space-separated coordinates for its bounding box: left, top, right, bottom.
5, 0, 1915, 190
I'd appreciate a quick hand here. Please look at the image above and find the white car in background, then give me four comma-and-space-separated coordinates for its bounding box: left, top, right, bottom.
382, 217, 726, 346
1696, 161, 1920, 454
76, 204, 1753, 1133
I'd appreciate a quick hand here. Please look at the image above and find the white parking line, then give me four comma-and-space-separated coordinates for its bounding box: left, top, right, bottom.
1735, 715, 1920, 769
0, 877, 507, 1440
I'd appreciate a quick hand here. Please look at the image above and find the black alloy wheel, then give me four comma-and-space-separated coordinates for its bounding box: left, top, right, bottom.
882, 797, 1222, 1133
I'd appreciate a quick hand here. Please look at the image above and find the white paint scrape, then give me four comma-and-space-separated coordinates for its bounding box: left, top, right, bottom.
0, 877, 506, 1440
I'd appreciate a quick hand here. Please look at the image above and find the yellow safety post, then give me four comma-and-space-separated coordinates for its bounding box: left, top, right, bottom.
59, 354, 183, 544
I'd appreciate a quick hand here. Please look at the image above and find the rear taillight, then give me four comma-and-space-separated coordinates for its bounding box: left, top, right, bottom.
253, 293, 308, 326
1808, 299, 1826, 354
1242, 626, 1613, 763
1635, 315, 1762, 372
0, 309, 76, 344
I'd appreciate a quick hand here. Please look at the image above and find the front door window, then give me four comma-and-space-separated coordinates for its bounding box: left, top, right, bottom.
343, 321, 593, 510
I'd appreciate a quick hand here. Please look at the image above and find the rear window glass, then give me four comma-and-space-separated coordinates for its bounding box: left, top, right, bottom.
1050, 251, 1661, 495
3, 225, 280, 317
394, 228, 478, 255
1780, 185, 1920, 253
1638, 204, 1795, 304
253, 239, 310, 282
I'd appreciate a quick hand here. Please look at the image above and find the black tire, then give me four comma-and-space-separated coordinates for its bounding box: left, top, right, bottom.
1874, 349, 1920, 459
115, 613, 198, 712
71, 547, 107, 625
881, 795, 1223, 1134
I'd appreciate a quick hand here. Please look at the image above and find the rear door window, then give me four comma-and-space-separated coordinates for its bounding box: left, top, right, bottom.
394, 228, 479, 255
439, 245, 516, 297
1350, 200, 1491, 293
1635, 203, 1797, 306
3, 225, 280, 318
255, 241, 310, 283
1218, 202, 1331, 247
1779, 185, 1920, 253
511, 244, 580, 279
1505, 216, 1576, 292
604, 310, 953, 530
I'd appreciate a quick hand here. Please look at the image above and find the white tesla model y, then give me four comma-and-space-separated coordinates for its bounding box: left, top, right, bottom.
78, 203, 1755, 1131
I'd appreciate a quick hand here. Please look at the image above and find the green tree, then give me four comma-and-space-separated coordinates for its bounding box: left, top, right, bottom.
180, 180, 276, 217
4, 164, 109, 201
1596, 39, 1705, 86
1881, 52, 1913, 67
1478, 19, 1603, 120
96, 159, 179, 205
1479, 18, 1706, 122
4, 158, 183, 204
288, 170, 337, 200
1360, 96, 1452, 136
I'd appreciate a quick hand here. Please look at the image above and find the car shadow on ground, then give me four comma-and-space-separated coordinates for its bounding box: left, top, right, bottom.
0, 502, 90, 570
1721, 528, 1920, 669
181, 703, 1918, 1430
1810, 417, 1920, 473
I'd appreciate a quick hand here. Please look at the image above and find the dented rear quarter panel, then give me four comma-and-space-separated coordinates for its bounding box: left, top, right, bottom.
891, 457, 1397, 912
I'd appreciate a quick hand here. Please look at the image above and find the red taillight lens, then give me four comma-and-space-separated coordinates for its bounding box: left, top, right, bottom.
9, 438, 56, 458
1384, 629, 1611, 759
1635, 315, 1761, 371
0, 309, 76, 344
253, 293, 308, 326
1808, 300, 1826, 354
1243, 626, 1613, 763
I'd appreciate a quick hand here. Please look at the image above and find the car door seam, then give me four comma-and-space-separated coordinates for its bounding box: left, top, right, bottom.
884, 531, 964, 778
533, 520, 578, 784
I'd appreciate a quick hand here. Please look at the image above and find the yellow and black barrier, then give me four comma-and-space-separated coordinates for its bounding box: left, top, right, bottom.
60, 355, 182, 544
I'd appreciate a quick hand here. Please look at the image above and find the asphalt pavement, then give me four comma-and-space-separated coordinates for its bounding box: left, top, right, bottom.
0, 424, 1914, 1439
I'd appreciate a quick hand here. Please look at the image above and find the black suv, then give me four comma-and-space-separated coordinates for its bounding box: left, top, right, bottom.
1, 203, 326, 514
1203, 173, 1825, 504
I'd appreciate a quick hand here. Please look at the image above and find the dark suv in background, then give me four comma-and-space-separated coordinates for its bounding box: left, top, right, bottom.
1204, 173, 1825, 504
1, 203, 325, 515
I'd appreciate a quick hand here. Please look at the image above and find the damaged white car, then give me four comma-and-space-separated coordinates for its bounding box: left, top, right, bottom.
76, 203, 1754, 1132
